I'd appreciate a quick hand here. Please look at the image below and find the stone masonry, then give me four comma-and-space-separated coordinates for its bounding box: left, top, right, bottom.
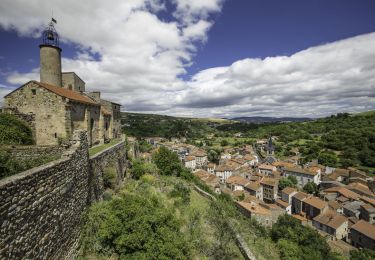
0, 131, 127, 259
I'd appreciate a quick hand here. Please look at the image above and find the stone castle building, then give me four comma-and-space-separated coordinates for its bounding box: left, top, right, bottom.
3, 21, 121, 146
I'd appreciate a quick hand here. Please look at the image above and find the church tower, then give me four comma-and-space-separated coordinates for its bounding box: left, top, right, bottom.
39, 19, 62, 87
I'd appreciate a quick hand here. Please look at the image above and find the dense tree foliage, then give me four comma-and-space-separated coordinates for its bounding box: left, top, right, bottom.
303, 182, 319, 195
81, 191, 191, 259
278, 176, 298, 190
152, 146, 185, 176
130, 160, 159, 179
271, 215, 341, 260
0, 113, 33, 145
350, 248, 375, 260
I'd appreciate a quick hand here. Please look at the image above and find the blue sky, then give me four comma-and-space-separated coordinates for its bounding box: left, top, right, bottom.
0, 0, 375, 118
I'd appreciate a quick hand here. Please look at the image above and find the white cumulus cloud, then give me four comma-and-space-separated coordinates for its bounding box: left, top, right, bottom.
0, 0, 374, 118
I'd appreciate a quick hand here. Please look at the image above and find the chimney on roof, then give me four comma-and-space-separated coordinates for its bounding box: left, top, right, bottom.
39, 19, 62, 87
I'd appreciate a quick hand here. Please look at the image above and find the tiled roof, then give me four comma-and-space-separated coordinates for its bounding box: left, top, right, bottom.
293, 191, 309, 201
284, 167, 318, 176
245, 181, 260, 191
37, 81, 99, 105
276, 199, 289, 208
282, 187, 297, 195
313, 213, 347, 229
272, 161, 296, 168
185, 156, 195, 162
207, 163, 215, 168
258, 164, 276, 171
226, 176, 249, 186
236, 201, 271, 216
360, 196, 375, 206
303, 196, 327, 209
347, 182, 374, 197
215, 164, 234, 172
324, 187, 360, 200
260, 177, 278, 186
191, 150, 206, 157
351, 220, 375, 240
328, 200, 342, 210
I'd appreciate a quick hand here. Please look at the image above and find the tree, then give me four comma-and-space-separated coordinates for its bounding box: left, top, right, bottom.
278, 176, 298, 190
277, 238, 301, 259
207, 149, 220, 164
318, 152, 338, 167
303, 182, 318, 195
152, 146, 183, 176
350, 249, 375, 260
220, 139, 229, 146
271, 215, 333, 260
130, 160, 158, 179
81, 192, 192, 259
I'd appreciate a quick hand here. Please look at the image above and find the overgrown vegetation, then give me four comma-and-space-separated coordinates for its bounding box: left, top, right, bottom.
0, 113, 33, 145
0, 150, 57, 179
271, 215, 344, 260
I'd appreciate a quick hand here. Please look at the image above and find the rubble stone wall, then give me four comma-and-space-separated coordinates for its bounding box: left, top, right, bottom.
0, 131, 126, 259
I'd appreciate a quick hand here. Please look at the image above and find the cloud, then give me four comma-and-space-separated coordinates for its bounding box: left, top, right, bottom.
176, 33, 375, 117
0, 0, 374, 118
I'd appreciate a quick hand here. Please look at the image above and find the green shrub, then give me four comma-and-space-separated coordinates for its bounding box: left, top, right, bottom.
0, 113, 33, 145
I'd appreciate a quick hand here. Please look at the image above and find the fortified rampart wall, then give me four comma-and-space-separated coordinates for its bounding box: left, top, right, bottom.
0, 131, 127, 259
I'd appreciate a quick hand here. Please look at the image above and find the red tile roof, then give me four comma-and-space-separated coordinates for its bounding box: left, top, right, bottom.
304, 196, 327, 209
37, 81, 99, 105
351, 220, 375, 240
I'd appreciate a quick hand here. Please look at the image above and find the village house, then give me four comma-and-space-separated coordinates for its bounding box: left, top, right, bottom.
191, 150, 208, 168
243, 154, 258, 166
283, 166, 321, 187
184, 156, 196, 170
194, 170, 220, 192
214, 164, 234, 183
328, 200, 344, 215
350, 220, 375, 250
343, 201, 363, 218
257, 164, 276, 176
260, 177, 278, 203
236, 201, 284, 227
244, 181, 263, 201
291, 191, 309, 214
276, 199, 292, 214
207, 163, 215, 174
226, 176, 250, 191
359, 204, 375, 224
281, 187, 297, 204
347, 182, 375, 199
322, 187, 361, 202
303, 196, 327, 220
313, 212, 348, 240
3, 21, 121, 146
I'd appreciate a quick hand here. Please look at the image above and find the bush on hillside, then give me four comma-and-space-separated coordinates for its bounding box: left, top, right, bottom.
0, 113, 33, 145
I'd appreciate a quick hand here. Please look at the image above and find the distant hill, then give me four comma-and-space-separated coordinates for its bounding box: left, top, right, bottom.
230, 116, 312, 123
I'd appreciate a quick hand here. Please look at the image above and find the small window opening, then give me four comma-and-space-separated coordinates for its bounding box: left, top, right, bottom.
54, 133, 57, 138
32, 89, 36, 95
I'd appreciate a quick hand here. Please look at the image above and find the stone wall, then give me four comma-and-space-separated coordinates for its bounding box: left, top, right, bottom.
0, 131, 127, 259
88, 141, 127, 202
4, 145, 67, 161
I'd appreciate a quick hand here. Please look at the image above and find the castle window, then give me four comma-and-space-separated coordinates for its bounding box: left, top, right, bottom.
31, 89, 36, 95
54, 133, 57, 138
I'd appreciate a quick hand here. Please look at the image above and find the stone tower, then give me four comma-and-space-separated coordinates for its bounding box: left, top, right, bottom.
39, 20, 62, 87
